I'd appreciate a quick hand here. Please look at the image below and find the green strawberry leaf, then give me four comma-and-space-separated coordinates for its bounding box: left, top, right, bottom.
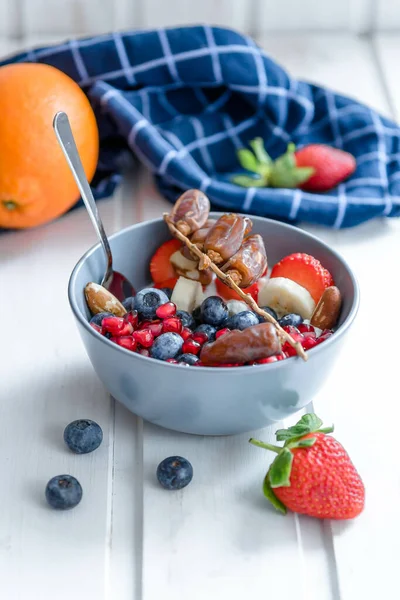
275, 413, 323, 442
231, 174, 266, 188
268, 142, 315, 188
269, 448, 293, 488
249, 137, 272, 166
263, 473, 287, 514
237, 149, 261, 173
290, 436, 317, 449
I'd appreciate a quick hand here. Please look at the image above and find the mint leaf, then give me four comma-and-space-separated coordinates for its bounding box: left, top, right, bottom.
269, 448, 293, 488
237, 149, 261, 173
249, 138, 272, 165
231, 174, 265, 188
263, 474, 287, 514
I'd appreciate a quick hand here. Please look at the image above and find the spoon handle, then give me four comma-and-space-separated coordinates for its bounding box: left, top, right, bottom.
53, 111, 113, 281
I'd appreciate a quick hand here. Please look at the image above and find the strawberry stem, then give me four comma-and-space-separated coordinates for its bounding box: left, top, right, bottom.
248, 438, 282, 453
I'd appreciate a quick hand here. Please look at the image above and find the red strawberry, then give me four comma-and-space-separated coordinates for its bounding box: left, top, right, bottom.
270, 252, 334, 303
153, 277, 178, 290
250, 414, 365, 520
215, 277, 261, 302
294, 144, 356, 192
150, 239, 182, 283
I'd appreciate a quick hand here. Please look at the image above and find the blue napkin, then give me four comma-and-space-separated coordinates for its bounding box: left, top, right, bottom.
3, 25, 400, 228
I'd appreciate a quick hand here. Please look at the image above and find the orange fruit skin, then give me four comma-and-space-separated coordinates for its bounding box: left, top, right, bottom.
0, 63, 99, 229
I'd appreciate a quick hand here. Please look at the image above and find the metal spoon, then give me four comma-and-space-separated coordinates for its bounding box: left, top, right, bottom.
53, 111, 135, 301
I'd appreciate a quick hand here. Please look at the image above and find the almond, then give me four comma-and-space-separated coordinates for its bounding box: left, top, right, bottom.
310, 286, 342, 330
84, 282, 127, 316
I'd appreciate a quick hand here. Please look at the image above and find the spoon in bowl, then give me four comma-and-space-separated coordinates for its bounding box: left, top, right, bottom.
53, 111, 135, 301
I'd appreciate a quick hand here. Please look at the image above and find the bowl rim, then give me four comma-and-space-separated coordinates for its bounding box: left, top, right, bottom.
68, 214, 360, 372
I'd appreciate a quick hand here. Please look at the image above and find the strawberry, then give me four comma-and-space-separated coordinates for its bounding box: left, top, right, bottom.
215, 277, 261, 302
150, 239, 182, 283
270, 252, 334, 303
250, 414, 365, 520
153, 277, 178, 290
294, 144, 356, 192
232, 139, 355, 192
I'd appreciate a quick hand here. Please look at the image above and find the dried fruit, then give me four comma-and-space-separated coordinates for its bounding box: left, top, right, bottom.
204, 213, 252, 265
169, 189, 210, 235
221, 234, 267, 287
310, 286, 342, 330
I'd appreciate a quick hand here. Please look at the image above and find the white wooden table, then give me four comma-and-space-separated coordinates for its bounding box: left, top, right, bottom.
1, 33, 400, 600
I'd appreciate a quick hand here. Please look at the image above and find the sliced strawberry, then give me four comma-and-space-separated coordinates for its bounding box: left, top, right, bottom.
153, 277, 178, 290
270, 253, 334, 303
150, 239, 182, 283
215, 277, 261, 302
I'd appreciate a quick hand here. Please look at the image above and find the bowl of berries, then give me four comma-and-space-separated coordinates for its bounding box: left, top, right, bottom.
68, 190, 359, 435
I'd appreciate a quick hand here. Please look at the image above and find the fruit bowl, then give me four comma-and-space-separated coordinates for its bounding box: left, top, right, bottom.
68, 214, 359, 435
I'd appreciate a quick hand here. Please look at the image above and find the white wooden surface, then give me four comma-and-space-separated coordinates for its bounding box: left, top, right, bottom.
1, 32, 400, 600
0, 0, 397, 37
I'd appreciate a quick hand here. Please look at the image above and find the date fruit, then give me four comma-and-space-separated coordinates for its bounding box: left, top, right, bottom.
221, 234, 267, 287
204, 214, 252, 265
200, 322, 281, 365
170, 189, 210, 236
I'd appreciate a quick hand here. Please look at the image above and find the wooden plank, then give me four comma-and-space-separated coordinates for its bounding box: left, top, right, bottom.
139, 0, 251, 32
256, 0, 352, 33
0, 199, 119, 600
0, 1, 19, 37
136, 33, 399, 600
375, 0, 400, 29
21, 0, 114, 35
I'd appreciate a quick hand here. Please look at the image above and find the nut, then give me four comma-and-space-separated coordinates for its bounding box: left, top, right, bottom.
84, 282, 127, 316
310, 286, 342, 330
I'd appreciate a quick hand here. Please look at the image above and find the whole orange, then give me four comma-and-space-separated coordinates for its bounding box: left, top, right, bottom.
0, 63, 99, 229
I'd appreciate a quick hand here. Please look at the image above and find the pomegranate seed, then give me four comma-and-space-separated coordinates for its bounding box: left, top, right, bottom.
90, 323, 102, 333
162, 317, 182, 334
282, 325, 301, 336
276, 353, 286, 360
138, 348, 150, 357
102, 317, 133, 337
124, 310, 139, 329
182, 339, 201, 355
146, 320, 163, 337
110, 336, 137, 351
181, 327, 193, 340
215, 327, 231, 339
194, 361, 204, 367
298, 323, 315, 334
317, 331, 333, 344
282, 342, 297, 357
166, 358, 178, 364
133, 329, 154, 348
156, 302, 177, 319
301, 336, 318, 350
217, 363, 243, 368
139, 320, 152, 330
191, 331, 208, 345
256, 356, 279, 364
302, 331, 317, 339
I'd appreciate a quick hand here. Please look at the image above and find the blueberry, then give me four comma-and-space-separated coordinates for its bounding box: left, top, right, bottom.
257, 306, 278, 323
194, 323, 217, 342
226, 310, 259, 330
89, 312, 114, 326
64, 419, 103, 454
176, 310, 196, 329
45, 475, 83, 510
279, 313, 303, 328
157, 456, 193, 490
177, 353, 199, 365
200, 296, 228, 327
159, 287, 173, 300
150, 332, 183, 361
122, 296, 135, 311
191, 306, 202, 324
133, 287, 169, 319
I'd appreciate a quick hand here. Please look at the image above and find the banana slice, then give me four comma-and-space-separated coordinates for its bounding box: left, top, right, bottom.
170, 250, 200, 281
171, 276, 204, 312
258, 277, 315, 319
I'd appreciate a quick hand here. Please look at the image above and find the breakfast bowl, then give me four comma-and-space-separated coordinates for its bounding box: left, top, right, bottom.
68, 213, 359, 436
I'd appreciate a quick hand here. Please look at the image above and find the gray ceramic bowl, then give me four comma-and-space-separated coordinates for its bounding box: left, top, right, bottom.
68, 213, 359, 435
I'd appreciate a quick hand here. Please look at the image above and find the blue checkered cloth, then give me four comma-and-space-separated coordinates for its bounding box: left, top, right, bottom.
3, 25, 400, 228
